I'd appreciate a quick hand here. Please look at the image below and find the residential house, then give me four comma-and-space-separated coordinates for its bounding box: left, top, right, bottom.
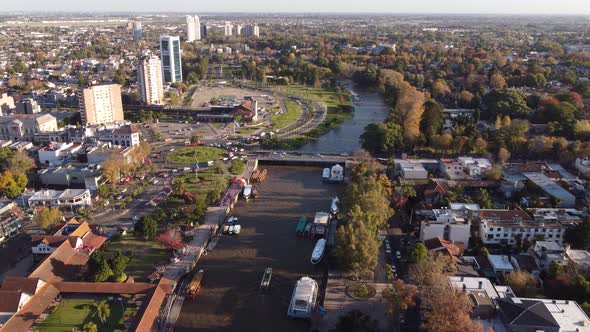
440, 159, 466, 180
419, 207, 471, 248
497, 297, 590, 332
27, 189, 91, 209
529, 241, 567, 272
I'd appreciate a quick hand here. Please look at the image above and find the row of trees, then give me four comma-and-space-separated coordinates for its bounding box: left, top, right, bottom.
333, 161, 393, 279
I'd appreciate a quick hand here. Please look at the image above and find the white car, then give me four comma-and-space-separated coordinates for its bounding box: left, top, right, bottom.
396, 251, 401, 259
170, 148, 175, 152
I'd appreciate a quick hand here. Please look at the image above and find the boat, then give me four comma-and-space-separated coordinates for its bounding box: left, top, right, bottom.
229, 224, 241, 235
329, 164, 344, 183
295, 216, 308, 236
311, 238, 326, 264
250, 169, 261, 182
330, 197, 339, 215
256, 169, 268, 183
260, 267, 272, 290
243, 184, 253, 199
186, 269, 205, 299
287, 277, 318, 319
322, 168, 330, 182
252, 188, 259, 199
303, 222, 313, 238
311, 212, 330, 239
222, 224, 230, 234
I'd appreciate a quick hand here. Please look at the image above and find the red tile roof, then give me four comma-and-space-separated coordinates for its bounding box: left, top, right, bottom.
1, 277, 41, 296
0, 290, 23, 312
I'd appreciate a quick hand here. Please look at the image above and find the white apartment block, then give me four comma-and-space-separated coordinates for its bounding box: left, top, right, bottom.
479, 209, 577, 247
78, 84, 124, 126
27, 189, 92, 208
224, 21, 233, 37
138, 54, 164, 105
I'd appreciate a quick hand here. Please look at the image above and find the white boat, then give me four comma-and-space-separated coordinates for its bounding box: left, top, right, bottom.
330, 197, 339, 215
233, 225, 241, 235
228, 225, 235, 234
287, 277, 318, 319
322, 168, 330, 182
311, 239, 326, 264
329, 164, 344, 182
243, 185, 252, 199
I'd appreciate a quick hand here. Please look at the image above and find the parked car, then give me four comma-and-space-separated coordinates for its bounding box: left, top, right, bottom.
396, 251, 401, 259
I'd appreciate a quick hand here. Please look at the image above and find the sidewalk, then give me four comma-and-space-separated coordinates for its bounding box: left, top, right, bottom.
316, 272, 390, 332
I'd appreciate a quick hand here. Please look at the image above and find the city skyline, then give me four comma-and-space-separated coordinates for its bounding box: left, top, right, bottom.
1, 0, 589, 15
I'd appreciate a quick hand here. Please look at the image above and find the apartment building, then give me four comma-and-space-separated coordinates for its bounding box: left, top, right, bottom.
0, 114, 58, 141
78, 84, 124, 126
137, 54, 164, 105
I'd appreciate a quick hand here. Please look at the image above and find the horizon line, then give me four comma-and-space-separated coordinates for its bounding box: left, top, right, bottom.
0, 11, 589, 16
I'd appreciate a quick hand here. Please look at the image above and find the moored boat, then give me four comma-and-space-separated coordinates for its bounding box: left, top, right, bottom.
287, 277, 318, 319
243, 184, 253, 199
311, 238, 326, 264
330, 196, 339, 215
295, 216, 308, 236
260, 267, 272, 290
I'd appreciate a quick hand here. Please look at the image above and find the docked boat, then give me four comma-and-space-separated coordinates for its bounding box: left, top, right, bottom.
186, 269, 205, 299
329, 164, 344, 183
303, 222, 313, 238
311, 212, 330, 239
296, 216, 308, 237
260, 267, 272, 290
311, 238, 326, 264
330, 197, 339, 215
322, 168, 330, 182
287, 277, 318, 319
243, 184, 253, 200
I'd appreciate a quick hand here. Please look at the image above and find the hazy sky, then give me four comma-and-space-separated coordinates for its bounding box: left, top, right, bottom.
3, 0, 590, 15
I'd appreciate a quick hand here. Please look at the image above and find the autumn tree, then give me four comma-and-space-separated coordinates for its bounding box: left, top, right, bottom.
157, 228, 186, 249
498, 147, 511, 164
383, 279, 417, 323
489, 73, 506, 89
504, 271, 537, 297
33, 207, 63, 232
102, 155, 124, 188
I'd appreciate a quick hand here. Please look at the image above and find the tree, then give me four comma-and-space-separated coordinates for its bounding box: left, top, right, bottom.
0, 171, 27, 198
95, 300, 110, 324
383, 279, 417, 322
102, 155, 124, 188
108, 251, 130, 281
83, 322, 98, 332
420, 99, 444, 140
157, 228, 186, 249
333, 206, 381, 279
482, 89, 531, 119
190, 135, 200, 144
94, 259, 113, 282
489, 73, 506, 89
135, 216, 157, 239
172, 177, 187, 197
360, 122, 404, 155
564, 218, 590, 249
478, 189, 493, 209
486, 165, 502, 181
33, 207, 62, 232
504, 271, 537, 296
333, 310, 379, 332
498, 147, 511, 164
5, 150, 33, 174
408, 243, 428, 262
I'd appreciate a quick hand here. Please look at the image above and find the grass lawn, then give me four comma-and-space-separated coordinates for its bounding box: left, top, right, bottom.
278, 85, 352, 111
176, 170, 230, 198
166, 146, 226, 164
37, 298, 137, 332
105, 236, 169, 280
270, 99, 302, 131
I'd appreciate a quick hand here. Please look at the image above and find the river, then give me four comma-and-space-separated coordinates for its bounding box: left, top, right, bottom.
296, 83, 389, 154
